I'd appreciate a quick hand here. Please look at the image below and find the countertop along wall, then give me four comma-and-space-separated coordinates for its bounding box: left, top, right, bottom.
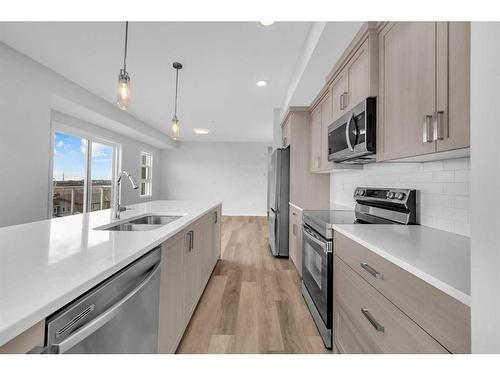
0, 42, 166, 228
160, 142, 270, 216
330, 157, 471, 236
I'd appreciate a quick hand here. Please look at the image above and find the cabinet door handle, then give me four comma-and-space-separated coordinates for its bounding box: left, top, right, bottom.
433, 111, 447, 141
214, 211, 218, 224
343, 92, 348, 109
187, 230, 194, 251
360, 262, 383, 279
422, 114, 434, 143
361, 308, 385, 333
339, 94, 344, 110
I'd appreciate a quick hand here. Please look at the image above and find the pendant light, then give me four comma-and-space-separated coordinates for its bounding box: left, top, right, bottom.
117, 21, 131, 110
170, 62, 183, 139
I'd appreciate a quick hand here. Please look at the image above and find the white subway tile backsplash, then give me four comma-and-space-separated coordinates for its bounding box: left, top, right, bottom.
422, 160, 444, 171
443, 182, 470, 196
330, 157, 471, 237
432, 171, 455, 183
454, 170, 471, 182
454, 196, 470, 209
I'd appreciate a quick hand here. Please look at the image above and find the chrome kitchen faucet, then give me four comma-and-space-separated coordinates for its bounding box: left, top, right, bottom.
113, 170, 139, 219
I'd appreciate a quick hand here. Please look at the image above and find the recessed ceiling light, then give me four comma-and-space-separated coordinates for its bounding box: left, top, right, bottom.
256, 80, 268, 87
193, 128, 210, 135
259, 21, 275, 26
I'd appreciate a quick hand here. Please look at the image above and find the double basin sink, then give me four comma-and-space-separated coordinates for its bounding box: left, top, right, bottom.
98, 215, 183, 231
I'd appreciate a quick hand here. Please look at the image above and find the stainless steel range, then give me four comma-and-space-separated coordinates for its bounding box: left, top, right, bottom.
301, 187, 417, 349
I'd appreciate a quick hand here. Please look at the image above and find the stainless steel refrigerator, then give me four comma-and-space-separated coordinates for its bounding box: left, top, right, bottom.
268, 146, 290, 257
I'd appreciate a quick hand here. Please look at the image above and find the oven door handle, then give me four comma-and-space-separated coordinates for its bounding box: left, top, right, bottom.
303, 227, 332, 254
345, 113, 356, 151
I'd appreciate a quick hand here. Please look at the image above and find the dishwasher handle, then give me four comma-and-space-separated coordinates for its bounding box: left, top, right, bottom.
52, 262, 161, 354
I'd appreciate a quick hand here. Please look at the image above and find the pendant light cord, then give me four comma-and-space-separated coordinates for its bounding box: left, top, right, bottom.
123, 21, 128, 71
174, 67, 179, 117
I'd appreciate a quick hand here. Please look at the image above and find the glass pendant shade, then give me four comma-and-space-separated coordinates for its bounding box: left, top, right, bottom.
170, 116, 180, 139
117, 69, 130, 111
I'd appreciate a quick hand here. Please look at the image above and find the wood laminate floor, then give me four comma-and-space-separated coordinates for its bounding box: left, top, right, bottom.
177, 216, 331, 354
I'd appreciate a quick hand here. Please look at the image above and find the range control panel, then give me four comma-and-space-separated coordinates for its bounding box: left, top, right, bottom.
353, 188, 415, 204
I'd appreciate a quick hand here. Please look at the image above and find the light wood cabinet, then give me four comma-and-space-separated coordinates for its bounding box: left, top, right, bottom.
320, 93, 333, 172
310, 93, 334, 173
377, 22, 470, 161
345, 38, 370, 112
288, 204, 303, 277
281, 117, 291, 147
309, 105, 322, 171
334, 256, 447, 354
334, 231, 470, 353
183, 221, 203, 321
309, 23, 378, 173
158, 206, 221, 354
325, 22, 379, 123
159, 230, 187, 354
282, 109, 330, 209
330, 69, 347, 123
0, 320, 45, 354
437, 22, 470, 153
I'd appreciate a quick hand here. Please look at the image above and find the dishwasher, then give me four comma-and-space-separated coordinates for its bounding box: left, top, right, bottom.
43, 247, 161, 354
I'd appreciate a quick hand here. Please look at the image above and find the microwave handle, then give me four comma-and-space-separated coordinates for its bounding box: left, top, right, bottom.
345, 113, 355, 151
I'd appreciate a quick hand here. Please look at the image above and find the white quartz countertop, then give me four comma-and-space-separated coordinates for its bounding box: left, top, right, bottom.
332, 224, 471, 306
0, 200, 222, 346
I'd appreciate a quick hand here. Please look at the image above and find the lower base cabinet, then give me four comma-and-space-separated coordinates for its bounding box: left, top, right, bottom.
288, 204, 303, 276
158, 206, 221, 354
333, 231, 470, 354
334, 256, 447, 353
0, 320, 45, 354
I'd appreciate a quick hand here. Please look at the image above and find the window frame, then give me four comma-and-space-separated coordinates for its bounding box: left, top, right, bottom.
48, 121, 121, 218
139, 152, 153, 198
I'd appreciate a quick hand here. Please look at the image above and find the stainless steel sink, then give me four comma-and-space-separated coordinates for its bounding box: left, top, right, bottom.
97, 215, 182, 231
128, 215, 182, 225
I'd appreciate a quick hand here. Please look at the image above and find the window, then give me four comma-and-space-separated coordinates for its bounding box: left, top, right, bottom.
51, 130, 118, 218
140, 152, 153, 197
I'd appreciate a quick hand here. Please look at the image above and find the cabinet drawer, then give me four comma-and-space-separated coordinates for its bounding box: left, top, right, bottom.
334, 256, 448, 353
335, 232, 470, 353
335, 303, 377, 354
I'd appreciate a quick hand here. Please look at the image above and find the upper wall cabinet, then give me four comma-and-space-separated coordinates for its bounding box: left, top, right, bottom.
309, 23, 378, 173
281, 108, 330, 208
282, 117, 291, 147
326, 23, 379, 123
377, 22, 470, 162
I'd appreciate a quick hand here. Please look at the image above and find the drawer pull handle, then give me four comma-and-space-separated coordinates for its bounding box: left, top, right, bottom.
360, 262, 383, 279
361, 308, 385, 333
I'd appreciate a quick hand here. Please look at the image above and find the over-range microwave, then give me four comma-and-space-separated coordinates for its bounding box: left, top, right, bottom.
327, 97, 376, 164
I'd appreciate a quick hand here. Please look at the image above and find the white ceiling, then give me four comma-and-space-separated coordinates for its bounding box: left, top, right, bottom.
0, 21, 312, 142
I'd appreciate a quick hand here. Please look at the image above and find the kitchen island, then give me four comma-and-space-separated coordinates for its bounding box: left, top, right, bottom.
0, 200, 222, 352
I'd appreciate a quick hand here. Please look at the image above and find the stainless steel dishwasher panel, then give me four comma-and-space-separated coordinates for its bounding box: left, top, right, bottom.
45, 248, 161, 354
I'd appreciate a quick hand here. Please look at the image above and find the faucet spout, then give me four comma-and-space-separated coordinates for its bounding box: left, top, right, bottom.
113, 170, 139, 219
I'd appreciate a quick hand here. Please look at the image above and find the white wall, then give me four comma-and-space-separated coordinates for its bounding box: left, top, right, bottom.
330, 158, 471, 236
0, 42, 163, 228
470, 22, 500, 353
161, 142, 269, 216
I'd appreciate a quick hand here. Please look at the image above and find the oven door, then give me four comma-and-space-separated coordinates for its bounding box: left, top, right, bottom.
302, 224, 332, 327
